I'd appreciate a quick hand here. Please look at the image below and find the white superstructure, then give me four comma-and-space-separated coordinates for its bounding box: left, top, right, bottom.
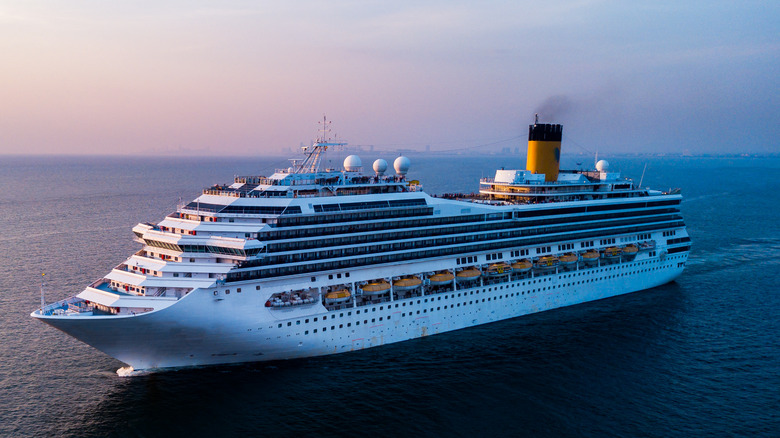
32, 118, 691, 370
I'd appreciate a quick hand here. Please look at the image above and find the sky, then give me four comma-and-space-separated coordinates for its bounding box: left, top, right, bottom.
1, 1, 778, 156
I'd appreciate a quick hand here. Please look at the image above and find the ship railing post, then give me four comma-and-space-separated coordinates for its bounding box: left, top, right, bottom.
419, 274, 425, 297
389, 279, 394, 302
452, 270, 457, 291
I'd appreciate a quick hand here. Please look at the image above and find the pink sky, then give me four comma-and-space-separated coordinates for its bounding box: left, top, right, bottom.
1, 1, 778, 156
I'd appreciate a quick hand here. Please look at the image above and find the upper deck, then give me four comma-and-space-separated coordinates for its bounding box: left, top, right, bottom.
475, 160, 672, 204
200, 171, 414, 199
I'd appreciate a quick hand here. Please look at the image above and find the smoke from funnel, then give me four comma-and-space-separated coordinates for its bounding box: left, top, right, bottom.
534, 95, 574, 121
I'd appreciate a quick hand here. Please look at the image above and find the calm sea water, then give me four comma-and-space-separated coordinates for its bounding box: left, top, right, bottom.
0, 154, 778, 437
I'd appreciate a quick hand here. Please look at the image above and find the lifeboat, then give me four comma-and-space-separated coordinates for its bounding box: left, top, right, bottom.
428, 271, 455, 286
602, 246, 622, 258
324, 289, 351, 304
639, 240, 656, 250
511, 259, 532, 273
485, 262, 511, 276
559, 253, 579, 266
456, 267, 481, 282
535, 256, 560, 270
582, 249, 600, 265
361, 281, 391, 295
622, 244, 639, 260
393, 277, 422, 292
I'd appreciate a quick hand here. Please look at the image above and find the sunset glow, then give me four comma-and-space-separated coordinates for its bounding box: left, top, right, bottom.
1, 1, 777, 155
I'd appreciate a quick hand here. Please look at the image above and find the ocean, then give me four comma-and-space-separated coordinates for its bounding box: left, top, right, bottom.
0, 154, 777, 437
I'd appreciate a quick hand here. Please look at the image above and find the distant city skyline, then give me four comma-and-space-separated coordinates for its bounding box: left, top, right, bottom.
1, 1, 777, 156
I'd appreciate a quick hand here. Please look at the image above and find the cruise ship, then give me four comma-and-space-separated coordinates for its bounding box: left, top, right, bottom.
32, 117, 691, 370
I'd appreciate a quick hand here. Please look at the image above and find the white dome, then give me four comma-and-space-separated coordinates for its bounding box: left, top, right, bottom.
344, 155, 362, 172
596, 160, 610, 172
373, 159, 388, 175
394, 156, 411, 175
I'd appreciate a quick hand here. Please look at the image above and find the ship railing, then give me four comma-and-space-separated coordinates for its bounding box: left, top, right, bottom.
68, 301, 94, 313
354, 296, 391, 307
324, 302, 354, 311
202, 189, 241, 197
89, 278, 110, 289
40, 297, 88, 316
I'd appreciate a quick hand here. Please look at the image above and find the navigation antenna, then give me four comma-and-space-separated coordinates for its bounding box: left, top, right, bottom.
318, 115, 332, 143
293, 115, 347, 174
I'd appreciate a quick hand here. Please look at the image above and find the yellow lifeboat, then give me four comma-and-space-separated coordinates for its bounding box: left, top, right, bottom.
456, 267, 481, 282
559, 253, 579, 266
602, 246, 622, 258
324, 289, 351, 304
361, 280, 391, 295
511, 259, 532, 273
428, 271, 455, 286
392, 277, 422, 292
622, 244, 639, 260
535, 256, 560, 270
486, 262, 511, 276
582, 249, 600, 264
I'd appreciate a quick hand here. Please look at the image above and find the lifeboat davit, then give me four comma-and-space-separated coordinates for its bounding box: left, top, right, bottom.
535, 256, 560, 270
602, 246, 622, 258
324, 289, 351, 304
361, 281, 391, 295
428, 271, 455, 286
622, 244, 639, 260
485, 262, 511, 276
393, 277, 422, 292
456, 267, 481, 282
559, 253, 579, 266
582, 249, 600, 265
511, 259, 532, 273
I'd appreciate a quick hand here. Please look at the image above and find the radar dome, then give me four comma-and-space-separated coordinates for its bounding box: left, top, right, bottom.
373, 159, 388, 175
596, 160, 610, 172
394, 156, 411, 175
344, 155, 362, 172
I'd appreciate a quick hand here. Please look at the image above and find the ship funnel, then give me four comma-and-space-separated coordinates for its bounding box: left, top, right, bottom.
526, 117, 562, 182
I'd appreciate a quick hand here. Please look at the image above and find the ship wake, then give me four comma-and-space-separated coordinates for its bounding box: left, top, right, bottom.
116, 366, 153, 377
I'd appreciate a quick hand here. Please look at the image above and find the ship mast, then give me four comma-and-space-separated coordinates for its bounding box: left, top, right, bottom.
40, 273, 46, 311
293, 115, 346, 174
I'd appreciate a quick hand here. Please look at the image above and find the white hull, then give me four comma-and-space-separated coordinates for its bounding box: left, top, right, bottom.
35, 252, 687, 370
